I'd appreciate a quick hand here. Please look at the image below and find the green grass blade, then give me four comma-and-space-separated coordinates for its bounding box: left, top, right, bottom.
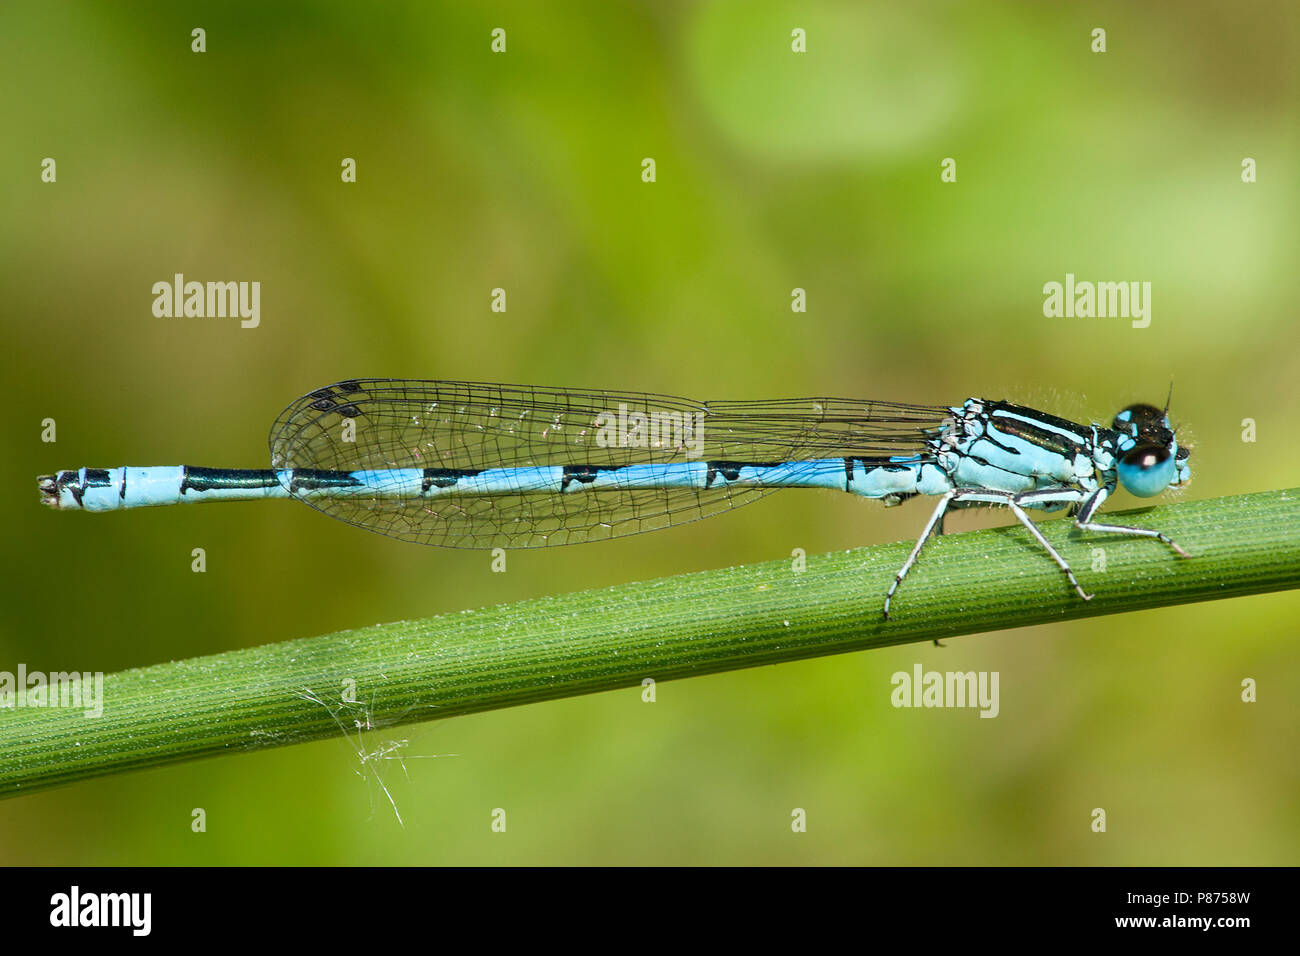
2, 488, 1297, 798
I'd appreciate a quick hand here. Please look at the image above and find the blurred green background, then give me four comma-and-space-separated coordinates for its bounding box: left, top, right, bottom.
1, 0, 1297, 864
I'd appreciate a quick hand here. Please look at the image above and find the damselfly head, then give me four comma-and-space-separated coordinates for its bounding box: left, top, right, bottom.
1112, 403, 1190, 497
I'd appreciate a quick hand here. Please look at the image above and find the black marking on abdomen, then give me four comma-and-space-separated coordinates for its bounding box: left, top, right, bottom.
289, 469, 364, 494
705, 460, 782, 488
50, 472, 77, 506
422, 467, 484, 492
67, 468, 111, 508
561, 464, 599, 490
560, 464, 631, 491
181, 467, 281, 494
844, 456, 917, 491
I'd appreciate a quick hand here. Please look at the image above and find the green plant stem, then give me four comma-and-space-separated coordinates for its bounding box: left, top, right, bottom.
3, 488, 1297, 797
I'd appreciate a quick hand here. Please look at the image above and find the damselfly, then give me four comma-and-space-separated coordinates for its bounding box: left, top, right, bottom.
39, 379, 1192, 617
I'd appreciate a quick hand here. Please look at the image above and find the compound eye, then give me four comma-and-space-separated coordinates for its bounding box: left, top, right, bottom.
1117, 444, 1175, 498
1112, 403, 1164, 435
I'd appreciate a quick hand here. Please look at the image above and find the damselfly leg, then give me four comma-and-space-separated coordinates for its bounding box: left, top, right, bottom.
881, 486, 1190, 619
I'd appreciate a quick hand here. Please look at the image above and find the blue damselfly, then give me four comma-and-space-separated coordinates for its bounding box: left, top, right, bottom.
39, 379, 1192, 617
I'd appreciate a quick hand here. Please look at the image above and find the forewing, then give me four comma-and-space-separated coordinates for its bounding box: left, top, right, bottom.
269, 379, 946, 548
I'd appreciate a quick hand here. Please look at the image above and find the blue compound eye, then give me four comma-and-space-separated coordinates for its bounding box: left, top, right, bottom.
1118, 444, 1176, 497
